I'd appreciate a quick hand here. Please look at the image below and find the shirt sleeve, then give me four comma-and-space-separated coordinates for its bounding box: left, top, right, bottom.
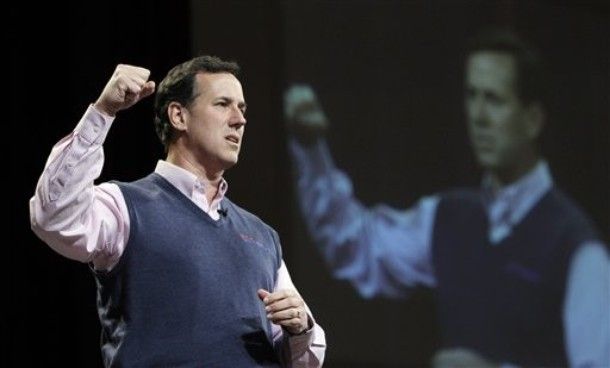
564, 241, 610, 368
28, 105, 130, 270
289, 138, 438, 299
271, 261, 326, 367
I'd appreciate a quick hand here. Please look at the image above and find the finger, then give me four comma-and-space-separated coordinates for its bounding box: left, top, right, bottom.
124, 79, 143, 96
270, 316, 303, 332
139, 81, 156, 99
115, 65, 151, 92
260, 289, 297, 305
117, 64, 151, 81
267, 308, 308, 336
130, 65, 151, 81
284, 84, 315, 105
267, 308, 302, 323
126, 75, 149, 90
292, 103, 327, 125
257, 289, 271, 301
265, 296, 301, 313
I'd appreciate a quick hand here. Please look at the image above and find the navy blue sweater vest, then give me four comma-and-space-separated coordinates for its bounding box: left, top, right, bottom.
432, 188, 599, 366
94, 174, 283, 367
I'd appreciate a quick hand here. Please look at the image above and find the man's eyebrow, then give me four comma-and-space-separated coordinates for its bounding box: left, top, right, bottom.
218, 96, 247, 108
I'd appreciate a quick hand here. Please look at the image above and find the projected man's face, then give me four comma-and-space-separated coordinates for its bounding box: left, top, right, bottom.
465, 51, 539, 173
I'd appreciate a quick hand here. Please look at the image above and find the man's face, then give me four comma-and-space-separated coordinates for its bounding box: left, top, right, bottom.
184, 72, 247, 173
465, 52, 535, 171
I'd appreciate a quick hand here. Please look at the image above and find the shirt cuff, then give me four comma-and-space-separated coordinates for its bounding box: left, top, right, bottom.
284, 315, 316, 359
74, 104, 115, 145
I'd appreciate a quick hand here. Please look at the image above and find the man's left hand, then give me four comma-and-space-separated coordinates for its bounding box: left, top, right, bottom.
258, 289, 310, 335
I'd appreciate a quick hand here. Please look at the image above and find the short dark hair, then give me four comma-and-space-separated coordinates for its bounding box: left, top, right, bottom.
466, 28, 547, 106
154, 55, 240, 149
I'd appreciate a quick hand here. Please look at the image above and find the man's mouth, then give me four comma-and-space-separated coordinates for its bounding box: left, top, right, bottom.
225, 135, 240, 144
473, 134, 495, 149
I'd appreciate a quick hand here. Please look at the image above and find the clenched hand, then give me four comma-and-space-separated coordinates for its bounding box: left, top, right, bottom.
94, 64, 155, 116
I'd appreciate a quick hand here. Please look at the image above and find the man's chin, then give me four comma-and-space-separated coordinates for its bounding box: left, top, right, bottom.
475, 154, 500, 171
219, 155, 239, 170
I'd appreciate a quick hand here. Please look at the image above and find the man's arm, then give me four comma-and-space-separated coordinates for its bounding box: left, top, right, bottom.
261, 261, 326, 368
29, 64, 155, 270
284, 85, 438, 298
564, 242, 610, 367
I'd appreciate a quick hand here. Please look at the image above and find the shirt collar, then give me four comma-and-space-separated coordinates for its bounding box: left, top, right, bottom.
482, 160, 553, 223
154, 160, 228, 202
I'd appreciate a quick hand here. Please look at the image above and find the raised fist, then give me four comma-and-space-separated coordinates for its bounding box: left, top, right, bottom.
284, 84, 328, 144
93, 64, 156, 116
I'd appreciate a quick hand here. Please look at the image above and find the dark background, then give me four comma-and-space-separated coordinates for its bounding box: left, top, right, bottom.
9, 1, 608, 367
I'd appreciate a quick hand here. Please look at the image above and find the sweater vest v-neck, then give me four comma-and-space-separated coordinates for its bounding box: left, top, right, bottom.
94, 173, 282, 367
432, 187, 599, 366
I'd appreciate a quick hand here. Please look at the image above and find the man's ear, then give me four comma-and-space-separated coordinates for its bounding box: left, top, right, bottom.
525, 102, 545, 140
168, 102, 188, 132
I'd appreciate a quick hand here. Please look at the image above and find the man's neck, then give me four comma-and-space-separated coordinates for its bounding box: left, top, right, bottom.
165, 149, 224, 204
488, 155, 540, 191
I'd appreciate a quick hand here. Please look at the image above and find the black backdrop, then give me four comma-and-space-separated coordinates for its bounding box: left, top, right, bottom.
10, 1, 608, 367
10, 2, 191, 366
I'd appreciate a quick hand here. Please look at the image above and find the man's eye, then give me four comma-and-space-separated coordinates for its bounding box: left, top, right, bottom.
465, 87, 476, 99
483, 91, 503, 106
487, 95, 502, 105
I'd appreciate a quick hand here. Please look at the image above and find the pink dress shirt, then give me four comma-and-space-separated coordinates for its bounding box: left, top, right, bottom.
29, 105, 326, 367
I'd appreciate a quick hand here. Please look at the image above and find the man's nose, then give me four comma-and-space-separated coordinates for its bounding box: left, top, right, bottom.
469, 98, 489, 127
230, 106, 246, 127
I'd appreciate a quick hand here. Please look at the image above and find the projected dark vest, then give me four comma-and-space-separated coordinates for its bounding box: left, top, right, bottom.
432, 188, 599, 366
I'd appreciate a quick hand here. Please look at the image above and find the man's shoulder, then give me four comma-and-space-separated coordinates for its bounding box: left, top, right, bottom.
111, 172, 169, 200
543, 187, 599, 231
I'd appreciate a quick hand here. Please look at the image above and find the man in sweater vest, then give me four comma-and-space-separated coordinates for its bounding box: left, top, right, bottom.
284, 29, 608, 367
30, 55, 326, 367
